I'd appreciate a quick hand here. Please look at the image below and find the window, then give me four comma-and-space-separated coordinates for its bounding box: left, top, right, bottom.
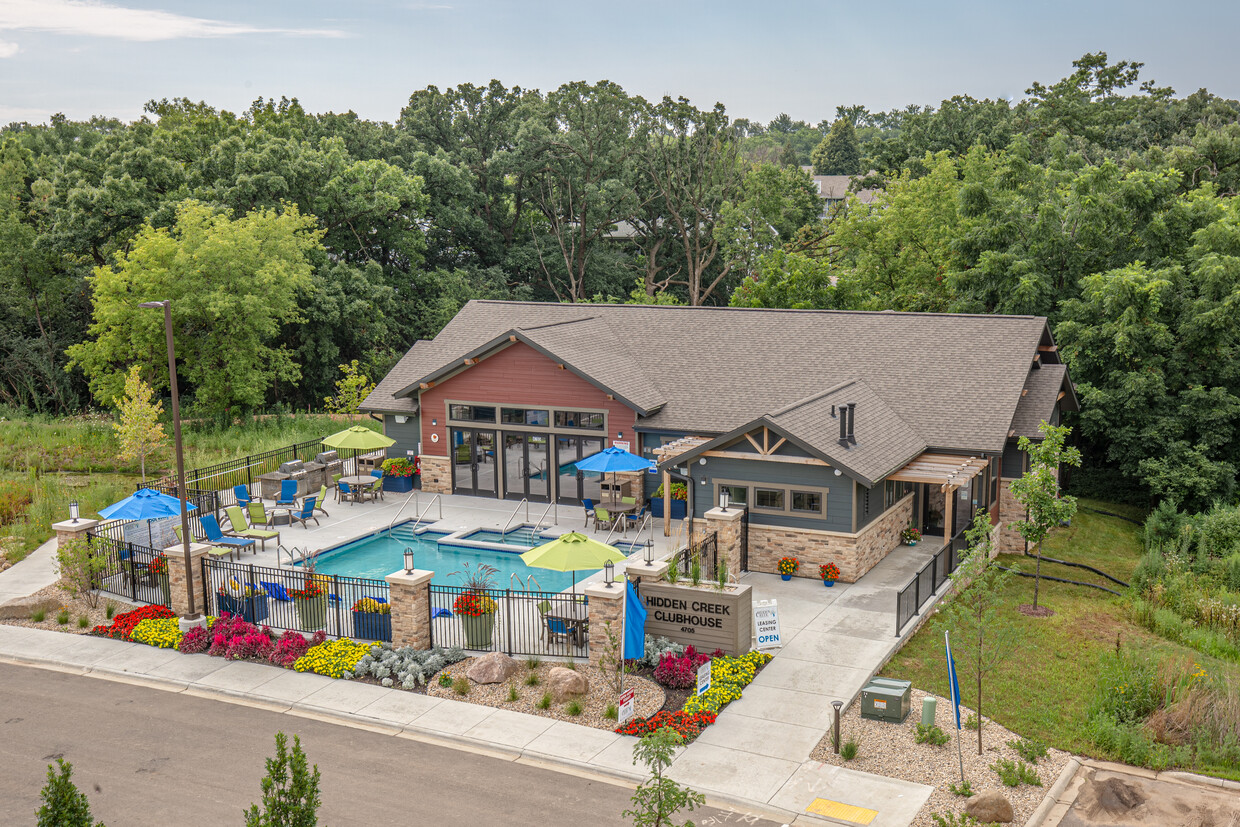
720, 484, 748, 506
502, 407, 548, 427
754, 488, 785, 510
449, 404, 496, 423
791, 491, 822, 514
554, 410, 604, 430
883, 479, 912, 509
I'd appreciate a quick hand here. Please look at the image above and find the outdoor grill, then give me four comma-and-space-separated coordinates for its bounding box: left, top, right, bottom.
301, 459, 327, 491
256, 471, 289, 499
314, 450, 344, 487
279, 459, 309, 496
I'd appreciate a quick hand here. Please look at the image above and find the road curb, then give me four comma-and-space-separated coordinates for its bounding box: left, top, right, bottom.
1024, 757, 1080, 827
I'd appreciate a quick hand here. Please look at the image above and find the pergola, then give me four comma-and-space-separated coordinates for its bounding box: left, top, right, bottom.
888, 453, 989, 539
652, 436, 712, 536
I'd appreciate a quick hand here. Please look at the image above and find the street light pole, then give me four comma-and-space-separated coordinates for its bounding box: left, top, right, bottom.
139, 299, 198, 620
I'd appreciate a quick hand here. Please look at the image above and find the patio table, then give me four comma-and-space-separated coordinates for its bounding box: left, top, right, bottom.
547, 603, 589, 645
339, 475, 381, 504
595, 500, 638, 535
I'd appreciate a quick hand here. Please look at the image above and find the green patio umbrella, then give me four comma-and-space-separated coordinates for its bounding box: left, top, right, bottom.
321, 425, 395, 451
521, 531, 629, 595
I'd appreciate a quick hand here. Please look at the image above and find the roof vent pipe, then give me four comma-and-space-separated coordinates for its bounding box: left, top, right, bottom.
846, 402, 856, 443
838, 404, 848, 445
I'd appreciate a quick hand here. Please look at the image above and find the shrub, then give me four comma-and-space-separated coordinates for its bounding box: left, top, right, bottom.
565, 700, 582, 716
536, 693, 551, 710
77, 615, 89, 629
438, 673, 453, 688
965, 713, 980, 731
56, 537, 109, 609
1009, 737, 1048, 764
92, 604, 175, 640
948, 780, 973, 797
915, 723, 950, 746
604, 704, 617, 720
990, 759, 1041, 787
56, 609, 69, 625
352, 644, 468, 689
1089, 648, 1163, 725
930, 814, 981, 827
639, 636, 686, 669
36, 759, 103, 827
507, 683, 519, 702
1194, 502, 1240, 559
841, 739, 858, 760
452, 676, 470, 695
0, 478, 33, 525
243, 732, 321, 827
104, 602, 116, 620
31, 609, 45, 622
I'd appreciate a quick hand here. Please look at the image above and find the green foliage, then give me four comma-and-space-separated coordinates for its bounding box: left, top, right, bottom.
536, 693, 551, 710
56, 608, 69, 625
990, 758, 1042, 787
597, 620, 628, 694
506, 683, 519, 703
624, 727, 705, 827
111, 365, 166, 482
605, 704, 618, 720
56, 536, 110, 609
524, 672, 540, 687
840, 739, 858, 760
930, 812, 980, 827
437, 673, 453, 688
36, 759, 104, 827
31, 608, 45, 622
1010, 422, 1082, 608
948, 780, 973, 797
322, 360, 375, 416
244, 732, 321, 827
105, 602, 115, 620
77, 615, 89, 628
915, 723, 950, 746
452, 676, 470, 695
526, 656, 541, 669
1009, 737, 1048, 764
565, 700, 583, 716
964, 714, 979, 731
811, 118, 862, 175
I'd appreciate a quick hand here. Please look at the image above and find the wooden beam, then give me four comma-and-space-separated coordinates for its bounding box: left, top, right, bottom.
744, 433, 763, 453
768, 437, 787, 455
944, 483, 953, 537
508, 335, 517, 342
662, 470, 671, 537
702, 449, 830, 467
1056, 391, 1066, 402
463, 358, 478, 366
762, 427, 770, 454
1038, 344, 1058, 352
419, 381, 435, 389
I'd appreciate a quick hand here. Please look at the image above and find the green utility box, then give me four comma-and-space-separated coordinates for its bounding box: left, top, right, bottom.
860, 680, 911, 723
867, 677, 912, 693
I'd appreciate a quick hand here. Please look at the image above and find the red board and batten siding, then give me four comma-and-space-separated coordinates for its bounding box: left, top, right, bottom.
418, 342, 638, 457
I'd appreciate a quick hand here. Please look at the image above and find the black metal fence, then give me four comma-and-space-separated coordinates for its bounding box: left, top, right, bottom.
678, 532, 719, 580
87, 526, 171, 607
148, 436, 328, 500
201, 557, 391, 642
428, 585, 590, 657
894, 532, 967, 637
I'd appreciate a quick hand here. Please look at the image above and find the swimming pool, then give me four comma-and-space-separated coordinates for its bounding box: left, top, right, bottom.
304, 524, 599, 592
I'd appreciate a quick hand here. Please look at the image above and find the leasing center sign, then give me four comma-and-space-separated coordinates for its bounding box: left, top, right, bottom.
640, 581, 752, 656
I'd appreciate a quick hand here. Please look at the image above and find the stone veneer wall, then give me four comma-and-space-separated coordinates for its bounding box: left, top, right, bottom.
997, 479, 1026, 555
745, 494, 915, 583
419, 455, 451, 495
386, 572, 432, 650
585, 588, 623, 668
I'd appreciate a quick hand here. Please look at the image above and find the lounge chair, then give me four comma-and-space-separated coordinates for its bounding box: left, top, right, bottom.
224, 506, 280, 550
233, 485, 254, 508
275, 480, 299, 508
582, 498, 596, 528
248, 502, 273, 529
289, 497, 319, 529
175, 524, 233, 560
199, 513, 258, 557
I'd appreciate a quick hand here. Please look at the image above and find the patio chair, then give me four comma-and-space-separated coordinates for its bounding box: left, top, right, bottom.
312, 485, 329, 517
621, 496, 636, 505
593, 507, 612, 532
582, 498, 595, 528
233, 485, 254, 508
224, 505, 280, 550
338, 480, 357, 505
199, 513, 258, 558
275, 480, 299, 508
625, 505, 647, 532
369, 469, 385, 501
543, 615, 575, 646
248, 502, 273, 529
332, 474, 343, 502
289, 497, 319, 529
175, 524, 233, 561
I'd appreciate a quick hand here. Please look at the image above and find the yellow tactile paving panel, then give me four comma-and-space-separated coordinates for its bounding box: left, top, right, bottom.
805, 797, 879, 825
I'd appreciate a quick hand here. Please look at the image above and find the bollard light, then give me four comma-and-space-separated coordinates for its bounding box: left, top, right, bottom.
69, 501, 80, 523
604, 560, 614, 588
644, 540, 654, 567
832, 700, 843, 754
404, 547, 415, 575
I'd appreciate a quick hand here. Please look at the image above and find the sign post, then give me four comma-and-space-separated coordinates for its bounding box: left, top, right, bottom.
618, 688, 636, 726
696, 660, 712, 696
753, 599, 782, 649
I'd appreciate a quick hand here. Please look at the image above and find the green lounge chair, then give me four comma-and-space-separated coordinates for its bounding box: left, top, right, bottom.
224, 506, 280, 550
174, 524, 233, 560
312, 485, 329, 517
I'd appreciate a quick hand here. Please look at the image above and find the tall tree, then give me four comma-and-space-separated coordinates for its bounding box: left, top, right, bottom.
113, 365, 166, 481
811, 118, 862, 175
1009, 422, 1082, 611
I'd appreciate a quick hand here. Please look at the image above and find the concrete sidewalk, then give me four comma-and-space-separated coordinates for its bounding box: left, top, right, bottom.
0, 536, 60, 608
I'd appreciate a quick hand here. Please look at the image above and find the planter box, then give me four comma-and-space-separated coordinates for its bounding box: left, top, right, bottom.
649, 498, 687, 520
352, 611, 392, 641
216, 592, 270, 624
382, 475, 414, 493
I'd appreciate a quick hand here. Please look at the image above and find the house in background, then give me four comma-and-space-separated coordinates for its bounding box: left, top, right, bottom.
361, 301, 1076, 582
811, 173, 879, 217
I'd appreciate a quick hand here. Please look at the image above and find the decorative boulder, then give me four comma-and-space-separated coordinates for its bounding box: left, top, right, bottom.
548, 666, 589, 702
466, 652, 520, 684
965, 791, 1014, 824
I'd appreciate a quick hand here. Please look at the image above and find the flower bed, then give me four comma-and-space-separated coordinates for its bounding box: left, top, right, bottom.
618, 649, 772, 737
293, 638, 372, 678
130, 617, 184, 649
615, 710, 717, 739
91, 605, 176, 640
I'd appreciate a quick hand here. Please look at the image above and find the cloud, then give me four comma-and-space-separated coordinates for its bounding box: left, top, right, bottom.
0, 40, 17, 57
0, 104, 53, 124
0, 0, 346, 44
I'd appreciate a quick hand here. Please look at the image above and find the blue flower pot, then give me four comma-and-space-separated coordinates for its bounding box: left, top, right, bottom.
824, 580, 836, 587
352, 611, 392, 642
649, 498, 687, 520
780, 574, 792, 581
216, 593, 269, 624
383, 475, 414, 493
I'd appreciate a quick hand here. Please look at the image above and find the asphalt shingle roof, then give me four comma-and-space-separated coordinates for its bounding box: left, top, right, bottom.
1009, 363, 1074, 439
363, 301, 1056, 469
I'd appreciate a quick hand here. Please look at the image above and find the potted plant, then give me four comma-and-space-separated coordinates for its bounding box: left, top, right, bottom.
777, 557, 799, 581
650, 482, 689, 520
901, 526, 922, 546
216, 581, 270, 623
350, 597, 391, 641
290, 577, 328, 630
381, 457, 416, 493
819, 562, 840, 587
451, 563, 500, 649
149, 553, 171, 606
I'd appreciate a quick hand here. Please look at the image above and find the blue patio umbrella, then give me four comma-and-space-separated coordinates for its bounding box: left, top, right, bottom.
99, 488, 197, 547
574, 446, 655, 507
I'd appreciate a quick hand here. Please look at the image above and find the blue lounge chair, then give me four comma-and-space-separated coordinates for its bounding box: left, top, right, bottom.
233, 485, 253, 508
275, 480, 299, 507
199, 513, 257, 557
289, 496, 318, 529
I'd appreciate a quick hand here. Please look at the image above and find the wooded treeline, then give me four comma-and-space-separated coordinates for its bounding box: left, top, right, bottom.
4, 53, 1240, 509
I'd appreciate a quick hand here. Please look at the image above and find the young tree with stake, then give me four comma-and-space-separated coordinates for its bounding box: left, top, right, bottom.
112, 365, 166, 482
1009, 422, 1081, 612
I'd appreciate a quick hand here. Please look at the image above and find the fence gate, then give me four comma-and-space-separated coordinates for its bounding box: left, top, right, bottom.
678, 532, 718, 580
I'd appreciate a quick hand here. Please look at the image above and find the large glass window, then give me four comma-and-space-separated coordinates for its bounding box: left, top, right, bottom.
754, 488, 785, 510
449, 404, 496, 423
501, 407, 548, 427
554, 410, 605, 430
791, 491, 823, 514
720, 484, 748, 506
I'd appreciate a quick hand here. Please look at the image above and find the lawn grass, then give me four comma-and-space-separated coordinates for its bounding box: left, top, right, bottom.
0, 412, 378, 561
882, 499, 1240, 773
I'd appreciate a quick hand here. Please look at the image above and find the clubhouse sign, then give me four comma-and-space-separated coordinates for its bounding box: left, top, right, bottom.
640, 581, 752, 656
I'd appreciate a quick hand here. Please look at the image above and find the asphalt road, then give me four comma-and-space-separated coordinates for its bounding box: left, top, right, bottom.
0, 663, 782, 826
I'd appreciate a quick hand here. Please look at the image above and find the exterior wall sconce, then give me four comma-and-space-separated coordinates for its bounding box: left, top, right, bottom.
604, 560, 615, 587
404, 547, 415, 574
698, 457, 706, 465
834, 468, 842, 476
431, 418, 437, 426
394, 415, 408, 424
69, 501, 79, 523
719, 490, 730, 513
617, 431, 623, 439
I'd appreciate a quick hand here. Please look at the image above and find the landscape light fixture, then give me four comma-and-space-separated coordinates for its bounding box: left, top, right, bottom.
404, 547, 415, 575
644, 541, 654, 567
832, 700, 843, 754
719, 490, 730, 513
139, 298, 198, 619
69, 501, 79, 523
604, 560, 614, 588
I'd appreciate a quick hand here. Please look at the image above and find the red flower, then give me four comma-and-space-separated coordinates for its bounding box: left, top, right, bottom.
453, 590, 498, 617
92, 605, 175, 640
615, 710, 717, 739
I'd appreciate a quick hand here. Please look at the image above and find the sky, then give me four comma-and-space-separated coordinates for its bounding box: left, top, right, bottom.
2, 0, 1239, 126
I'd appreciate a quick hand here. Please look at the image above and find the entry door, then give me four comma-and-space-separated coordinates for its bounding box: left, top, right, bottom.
555, 435, 605, 505
502, 433, 551, 502
451, 428, 498, 497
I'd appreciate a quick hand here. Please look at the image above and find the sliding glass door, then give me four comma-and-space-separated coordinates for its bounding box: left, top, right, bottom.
502, 432, 550, 502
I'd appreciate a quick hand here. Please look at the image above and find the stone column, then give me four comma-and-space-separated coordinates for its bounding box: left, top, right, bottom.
584, 580, 624, 668
165, 542, 213, 618
53, 517, 100, 549
623, 559, 668, 586
418, 456, 451, 495
385, 569, 434, 650
704, 505, 744, 579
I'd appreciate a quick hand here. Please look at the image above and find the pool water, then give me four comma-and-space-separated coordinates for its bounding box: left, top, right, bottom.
305, 527, 596, 591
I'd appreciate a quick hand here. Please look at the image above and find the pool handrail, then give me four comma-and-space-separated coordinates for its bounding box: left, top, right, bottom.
501, 498, 529, 536
408, 494, 443, 534
526, 574, 542, 592
387, 489, 422, 535
533, 499, 555, 531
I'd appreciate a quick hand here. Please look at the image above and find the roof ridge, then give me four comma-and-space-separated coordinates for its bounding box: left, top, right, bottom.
769, 379, 858, 417
516, 316, 599, 332
469, 299, 1045, 322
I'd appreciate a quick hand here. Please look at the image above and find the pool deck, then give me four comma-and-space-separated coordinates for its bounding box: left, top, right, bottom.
229, 490, 679, 588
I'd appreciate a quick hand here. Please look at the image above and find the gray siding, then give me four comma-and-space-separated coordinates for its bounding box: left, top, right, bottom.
1001, 439, 1026, 479
693, 455, 851, 532
384, 414, 422, 461
855, 482, 879, 529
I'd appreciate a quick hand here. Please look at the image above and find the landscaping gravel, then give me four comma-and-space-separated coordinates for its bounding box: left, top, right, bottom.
428, 657, 665, 733
0, 583, 131, 633
810, 688, 1072, 827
